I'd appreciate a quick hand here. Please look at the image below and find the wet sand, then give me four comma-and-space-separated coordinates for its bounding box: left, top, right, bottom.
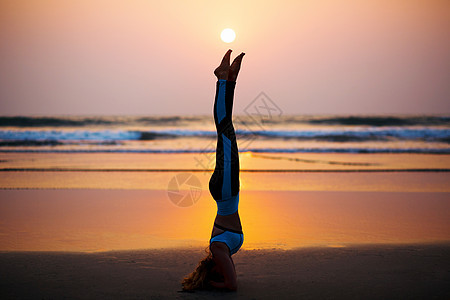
1, 152, 449, 298
1, 152, 449, 172
0, 188, 449, 299
1, 244, 449, 299
0, 189, 449, 251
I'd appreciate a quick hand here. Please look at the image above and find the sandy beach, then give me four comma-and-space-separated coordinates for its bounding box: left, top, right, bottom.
1, 245, 449, 299
1, 152, 449, 298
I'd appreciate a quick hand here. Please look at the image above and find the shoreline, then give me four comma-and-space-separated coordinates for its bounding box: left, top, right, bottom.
1, 240, 449, 254
2, 152, 450, 170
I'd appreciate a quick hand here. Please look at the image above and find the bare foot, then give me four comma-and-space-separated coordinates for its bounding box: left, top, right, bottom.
228, 52, 245, 82
214, 49, 232, 80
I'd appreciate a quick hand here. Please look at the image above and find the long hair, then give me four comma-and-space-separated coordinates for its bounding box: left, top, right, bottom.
181, 250, 216, 291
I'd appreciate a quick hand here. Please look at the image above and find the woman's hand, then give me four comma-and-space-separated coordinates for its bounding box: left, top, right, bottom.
214, 49, 245, 82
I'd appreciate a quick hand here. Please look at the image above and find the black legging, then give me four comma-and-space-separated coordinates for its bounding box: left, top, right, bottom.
209, 80, 240, 202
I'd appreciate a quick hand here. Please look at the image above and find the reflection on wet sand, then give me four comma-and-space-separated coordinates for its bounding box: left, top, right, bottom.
0, 189, 448, 252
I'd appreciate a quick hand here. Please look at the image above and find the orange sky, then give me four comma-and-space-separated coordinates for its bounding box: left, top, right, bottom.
0, 0, 449, 115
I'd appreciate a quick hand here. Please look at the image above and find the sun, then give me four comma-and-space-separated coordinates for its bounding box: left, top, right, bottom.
221, 28, 236, 43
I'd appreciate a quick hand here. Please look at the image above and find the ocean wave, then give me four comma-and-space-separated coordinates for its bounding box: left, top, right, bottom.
0, 148, 448, 154
0, 130, 141, 141
1, 115, 449, 154
135, 116, 204, 125
306, 116, 450, 126
0, 140, 63, 147
242, 128, 450, 142
0, 140, 118, 147
0, 116, 116, 127
1, 115, 449, 128
0, 115, 205, 127
0, 127, 449, 143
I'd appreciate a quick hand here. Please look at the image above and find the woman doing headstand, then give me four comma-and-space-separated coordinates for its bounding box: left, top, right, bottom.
182, 49, 245, 291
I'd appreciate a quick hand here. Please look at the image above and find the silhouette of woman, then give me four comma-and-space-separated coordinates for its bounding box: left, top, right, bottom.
182, 50, 245, 291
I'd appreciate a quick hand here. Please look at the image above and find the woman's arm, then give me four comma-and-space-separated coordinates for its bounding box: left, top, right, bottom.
210, 243, 237, 290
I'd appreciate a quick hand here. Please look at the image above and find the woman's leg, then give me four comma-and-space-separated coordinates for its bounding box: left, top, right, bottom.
209, 79, 240, 201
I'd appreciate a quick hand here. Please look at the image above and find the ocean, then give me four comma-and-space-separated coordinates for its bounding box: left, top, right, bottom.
0, 115, 449, 154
